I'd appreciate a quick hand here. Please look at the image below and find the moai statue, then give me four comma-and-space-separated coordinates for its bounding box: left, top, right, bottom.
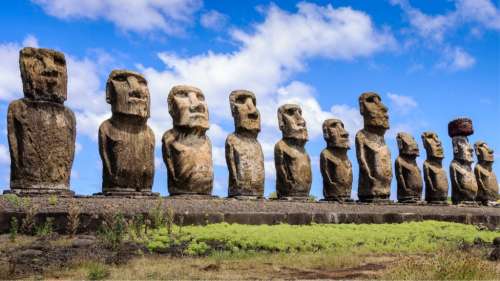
355, 92, 392, 202
225, 90, 265, 199
6, 47, 75, 196
162, 85, 213, 196
98, 70, 156, 196
320, 119, 353, 202
395, 132, 423, 203
474, 141, 499, 205
448, 118, 478, 204
421, 132, 449, 204
274, 104, 312, 200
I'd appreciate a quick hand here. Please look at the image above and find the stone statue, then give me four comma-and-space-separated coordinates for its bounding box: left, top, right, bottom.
395, 132, 423, 203
225, 90, 264, 198
355, 92, 392, 202
421, 132, 449, 204
320, 119, 353, 202
98, 70, 156, 196
274, 104, 312, 199
162, 85, 213, 196
6, 47, 75, 196
448, 118, 477, 204
474, 141, 499, 205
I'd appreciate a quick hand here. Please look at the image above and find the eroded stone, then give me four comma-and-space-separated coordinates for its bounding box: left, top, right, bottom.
98, 70, 156, 196
474, 141, 499, 205
355, 92, 392, 202
226, 90, 265, 198
421, 132, 449, 204
7, 47, 75, 196
162, 85, 213, 196
320, 119, 353, 202
275, 104, 312, 199
395, 132, 423, 203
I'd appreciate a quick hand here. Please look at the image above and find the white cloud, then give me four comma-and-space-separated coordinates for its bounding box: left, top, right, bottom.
33, 0, 202, 35
387, 93, 418, 114
438, 46, 476, 71
200, 10, 228, 31
0, 144, 10, 165
391, 0, 499, 71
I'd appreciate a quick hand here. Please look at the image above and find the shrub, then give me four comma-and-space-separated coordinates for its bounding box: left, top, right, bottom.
48, 195, 58, 206
66, 202, 81, 237
184, 241, 210, 256
86, 262, 110, 280
98, 213, 126, 250
9, 217, 18, 242
35, 217, 54, 238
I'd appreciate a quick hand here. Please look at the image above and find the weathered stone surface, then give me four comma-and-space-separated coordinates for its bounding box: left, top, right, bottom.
448, 117, 474, 137
7, 47, 75, 196
474, 141, 499, 205
421, 132, 449, 204
355, 92, 392, 202
320, 119, 353, 202
226, 90, 265, 198
449, 119, 478, 204
275, 104, 312, 199
395, 132, 423, 203
98, 70, 155, 196
162, 85, 213, 196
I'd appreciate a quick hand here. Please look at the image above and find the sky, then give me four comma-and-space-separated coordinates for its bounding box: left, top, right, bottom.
0, 0, 498, 199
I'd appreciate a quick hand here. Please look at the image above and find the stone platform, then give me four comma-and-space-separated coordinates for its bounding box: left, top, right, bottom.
0, 196, 499, 233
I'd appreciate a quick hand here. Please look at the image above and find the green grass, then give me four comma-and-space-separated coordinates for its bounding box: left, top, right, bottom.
143, 221, 499, 255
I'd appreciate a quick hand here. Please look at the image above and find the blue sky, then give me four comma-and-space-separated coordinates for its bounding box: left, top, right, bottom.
0, 0, 498, 199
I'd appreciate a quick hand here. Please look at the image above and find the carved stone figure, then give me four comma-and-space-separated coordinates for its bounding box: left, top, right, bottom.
395, 132, 423, 203
421, 132, 449, 204
6, 47, 75, 196
474, 141, 499, 205
162, 85, 213, 196
449, 118, 477, 204
225, 90, 264, 198
355, 92, 392, 202
320, 119, 353, 202
98, 70, 156, 196
274, 104, 312, 199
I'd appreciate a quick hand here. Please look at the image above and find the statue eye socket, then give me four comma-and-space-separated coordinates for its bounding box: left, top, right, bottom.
53, 56, 65, 65
235, 96, 247, 104
114, 75, 127, 82
196, 93, 205, 101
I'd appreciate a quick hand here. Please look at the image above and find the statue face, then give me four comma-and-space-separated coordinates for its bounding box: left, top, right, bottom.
359, 92, 389, 130
19, 47, 68, 103
452, 136, 474, 163
397, 132, 419, 156
168, 85, 209, 129
229, 90, 260, 134
323, 119, 349, 149
278, 104, 307, 141
422, 132, 444, 159
106, 70, 150, 119
475, 141, 494, 162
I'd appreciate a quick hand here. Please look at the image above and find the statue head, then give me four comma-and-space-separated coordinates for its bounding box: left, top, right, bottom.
359, 92, 389, 131
452, 136, 474, 163
19, 47, 68, 103
229, 90, 260, 135
322, 118, 349, 149
421, 132, 444, 159
397, 132, 419, 157
168, 85, 209, 130
474, 141, 494, 163
106, 70, 150, 120
278, 104, 307, 141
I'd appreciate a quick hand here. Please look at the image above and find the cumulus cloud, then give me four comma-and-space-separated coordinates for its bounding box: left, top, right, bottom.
391, 0, 499, 71
0, 35, 39, 101
437, 46, 476, 71
32, 0, 202, 35
387, 93, 418, 114
200, 10, 228, 31
136, 2, 394, 175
